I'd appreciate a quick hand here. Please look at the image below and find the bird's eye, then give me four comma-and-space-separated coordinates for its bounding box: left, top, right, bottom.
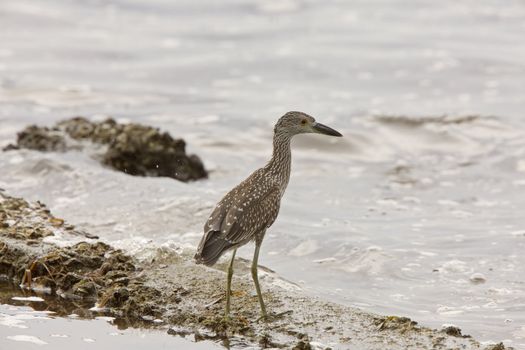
301, 119, 307, 125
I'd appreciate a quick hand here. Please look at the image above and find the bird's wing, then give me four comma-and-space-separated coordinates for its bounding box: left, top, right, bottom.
203, 190, 235, 233
221, 183, 281, 245
196, 170, 280, 265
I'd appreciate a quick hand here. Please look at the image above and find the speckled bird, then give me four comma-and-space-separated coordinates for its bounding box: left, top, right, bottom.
194, 111, 342, 319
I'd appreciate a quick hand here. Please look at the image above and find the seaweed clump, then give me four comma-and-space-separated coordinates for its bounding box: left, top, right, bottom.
3, 117, 207, 182
375, 315, 418, 333
484, 343, 507, 350
0, 192, 176, 322
6, 125, 67, 152
442, 325, 470, 338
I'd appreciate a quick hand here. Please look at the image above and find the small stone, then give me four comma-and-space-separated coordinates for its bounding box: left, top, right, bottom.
293, 340, 312, 350
442, 325, 462, 337
469, 273, 486, 284
167, 326, 191, 337
2, 144, 19, 151
49, 217, 64, 227
485, 343, 506, 350
72, 280, 98, 298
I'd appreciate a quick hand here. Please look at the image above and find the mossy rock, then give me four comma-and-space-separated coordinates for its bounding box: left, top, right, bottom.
4, 117, 208, 182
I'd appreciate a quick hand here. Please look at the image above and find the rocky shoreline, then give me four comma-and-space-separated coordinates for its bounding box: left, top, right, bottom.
0, 191, 509, 350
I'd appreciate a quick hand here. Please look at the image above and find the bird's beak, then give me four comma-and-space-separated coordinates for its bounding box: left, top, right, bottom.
312, 122, 343, 137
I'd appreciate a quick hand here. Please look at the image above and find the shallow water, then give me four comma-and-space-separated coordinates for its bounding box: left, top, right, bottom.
0, 288, 218, 350
1, 0, 525, 348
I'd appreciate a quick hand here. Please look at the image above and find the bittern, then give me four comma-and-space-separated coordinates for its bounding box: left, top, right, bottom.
194, 111, 342, 319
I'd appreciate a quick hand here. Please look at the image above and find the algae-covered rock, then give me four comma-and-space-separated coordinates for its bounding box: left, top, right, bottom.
8, 125, 67, 152
0, 193, 74, 241
57, 116, 98, 140
3, 117, 208, 182
102, 122, 206, 181
375, 315, 417, 332
442, 325, 468, 338
0, 192, 96, 240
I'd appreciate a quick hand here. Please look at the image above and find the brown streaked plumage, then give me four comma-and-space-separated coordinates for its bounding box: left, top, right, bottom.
194, 111, 342, 319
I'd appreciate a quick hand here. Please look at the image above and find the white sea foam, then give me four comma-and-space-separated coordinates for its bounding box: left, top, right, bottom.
11, 296, 44, 302
288, 239, 319, 257
6, 335, 47, 345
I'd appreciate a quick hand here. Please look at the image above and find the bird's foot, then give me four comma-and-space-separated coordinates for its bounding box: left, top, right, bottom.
221, 312, 242, 328
257, 310, 293, 323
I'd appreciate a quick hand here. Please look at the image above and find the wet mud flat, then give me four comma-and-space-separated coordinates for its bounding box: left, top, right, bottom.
0, 191, 509, 350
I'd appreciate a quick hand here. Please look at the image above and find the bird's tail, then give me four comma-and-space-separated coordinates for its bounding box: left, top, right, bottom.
194, 230, 232, 266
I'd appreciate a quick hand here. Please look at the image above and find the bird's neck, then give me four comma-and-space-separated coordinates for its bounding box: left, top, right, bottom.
266, 132, 292, 193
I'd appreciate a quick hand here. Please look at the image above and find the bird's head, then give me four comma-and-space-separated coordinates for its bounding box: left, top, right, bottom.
274, 111, 342, 138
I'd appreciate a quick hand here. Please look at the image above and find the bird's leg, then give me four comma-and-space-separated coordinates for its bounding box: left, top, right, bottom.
225, 248, 236, 318
251, 240, 267, 319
